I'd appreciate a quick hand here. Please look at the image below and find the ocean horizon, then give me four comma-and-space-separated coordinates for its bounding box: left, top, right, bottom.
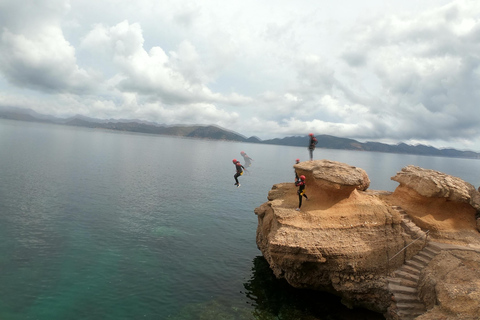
1, 118, 478, 319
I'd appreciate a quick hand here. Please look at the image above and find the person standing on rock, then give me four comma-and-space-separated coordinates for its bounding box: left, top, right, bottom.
294, 158, 300, 181
295, 175, 308, 211
240, 151, 253, 167
233, 159, 245, 187
308, 133, 318, 161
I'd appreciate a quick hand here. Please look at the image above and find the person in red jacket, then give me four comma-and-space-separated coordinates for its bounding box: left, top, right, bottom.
232, 159, 245, 187
295, 175, 308, 211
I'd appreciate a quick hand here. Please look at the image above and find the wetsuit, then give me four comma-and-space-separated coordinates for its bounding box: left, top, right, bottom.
295, 179, 308, 208
308, 136, 318, 160
234, 162, 245, 185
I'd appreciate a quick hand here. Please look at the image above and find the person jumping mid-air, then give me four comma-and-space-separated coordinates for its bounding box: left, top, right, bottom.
232, 159, 245, 187
294, 158, 300, 181
308, 133, 318, 161
295, 175, 308, 211
240, 151, 253, 167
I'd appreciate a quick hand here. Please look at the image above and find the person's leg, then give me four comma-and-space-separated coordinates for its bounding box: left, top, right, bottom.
234, 173, 239, 184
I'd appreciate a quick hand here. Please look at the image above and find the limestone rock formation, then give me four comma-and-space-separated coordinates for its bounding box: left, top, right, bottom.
293, 159, 371, 192
254, 160, 480, 320
391, 165, 480, 213
389, 165, 480, 241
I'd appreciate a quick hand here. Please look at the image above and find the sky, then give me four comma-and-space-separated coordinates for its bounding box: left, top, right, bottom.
1, 0, 480, 151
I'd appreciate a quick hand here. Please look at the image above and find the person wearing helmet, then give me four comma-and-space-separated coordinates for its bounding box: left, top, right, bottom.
308, 133, 318, 161
295, 175, 308, 211
294, 158, 300, 181
240, 151, 253, 167
233, 159, 245, 187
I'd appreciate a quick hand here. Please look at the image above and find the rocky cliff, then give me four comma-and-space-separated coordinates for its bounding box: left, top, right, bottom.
254, 160, 480, 320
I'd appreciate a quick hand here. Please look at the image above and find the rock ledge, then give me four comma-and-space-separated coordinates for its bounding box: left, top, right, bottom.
254, 160, 480, 320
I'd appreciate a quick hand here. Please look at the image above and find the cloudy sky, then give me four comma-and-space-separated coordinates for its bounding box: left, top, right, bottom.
1, 0, 480, 151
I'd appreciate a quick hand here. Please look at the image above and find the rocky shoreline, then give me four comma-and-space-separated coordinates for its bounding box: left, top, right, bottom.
254, 160, 480, 320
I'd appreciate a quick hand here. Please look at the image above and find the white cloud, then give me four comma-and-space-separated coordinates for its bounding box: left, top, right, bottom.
0, 0, 96, 94
337, 0, 480, 146
81, 20, 251, 106
1, 0, 480, 152
0, 28, 95, 93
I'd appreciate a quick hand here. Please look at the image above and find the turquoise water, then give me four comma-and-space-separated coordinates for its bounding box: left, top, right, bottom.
1, 119, 479, 320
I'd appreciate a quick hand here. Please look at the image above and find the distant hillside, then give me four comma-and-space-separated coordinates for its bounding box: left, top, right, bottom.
61, 117, 246, 141
1, 107, 479, 159
259, 135, 480, 159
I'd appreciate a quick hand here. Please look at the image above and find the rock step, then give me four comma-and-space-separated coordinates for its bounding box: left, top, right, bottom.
388, 283, 418, 295
399, 216, 427, 239
405, 259, 423, 270
393, 292, 419, 303
398, 264, 421, 276
423, 246, 439, 257
425, 243, 442, 254
394, 270, 420, 282
396, 301, 426, 311
388, 277, 417, 288
417, 250, 435, 261
402, 221, 421, 231
411, 254, 431, 265
388, 206, 444, 320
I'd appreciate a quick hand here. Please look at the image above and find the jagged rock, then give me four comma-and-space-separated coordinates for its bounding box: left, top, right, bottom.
391, 165, 480, 212
255, 161, 480, 320
389, 165, 480, 238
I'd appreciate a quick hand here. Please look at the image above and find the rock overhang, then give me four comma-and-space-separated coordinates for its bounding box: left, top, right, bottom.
255, 159, 480, 318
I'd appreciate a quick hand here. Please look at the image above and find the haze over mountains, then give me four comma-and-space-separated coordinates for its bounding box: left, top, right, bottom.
1, 106, 479, 159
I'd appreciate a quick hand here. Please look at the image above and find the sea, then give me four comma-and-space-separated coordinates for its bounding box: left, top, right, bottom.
1, 118, 479, 320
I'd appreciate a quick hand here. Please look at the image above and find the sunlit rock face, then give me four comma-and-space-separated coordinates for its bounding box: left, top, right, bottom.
255, 160, 480, 318
389, 165, 480, 241
255, 160, 406, 313
391, 165, 480, 211
293, 159, 371, 192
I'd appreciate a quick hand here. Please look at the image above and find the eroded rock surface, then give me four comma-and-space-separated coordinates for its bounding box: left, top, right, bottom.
391, 165, 480, 212
294, 159, 370, 192
388, 165, 480, 242
416, 250, 480, 320
254, 160, 480, 320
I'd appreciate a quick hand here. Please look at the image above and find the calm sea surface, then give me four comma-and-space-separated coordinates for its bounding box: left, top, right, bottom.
1, 119, 479, 320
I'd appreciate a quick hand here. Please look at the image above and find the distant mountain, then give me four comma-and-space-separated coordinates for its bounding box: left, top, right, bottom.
61, 117, 247, 141
259, 135, 480, 159
261, 135, 358, 149
0, 107, 56, 123
1, 106, 479, 159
